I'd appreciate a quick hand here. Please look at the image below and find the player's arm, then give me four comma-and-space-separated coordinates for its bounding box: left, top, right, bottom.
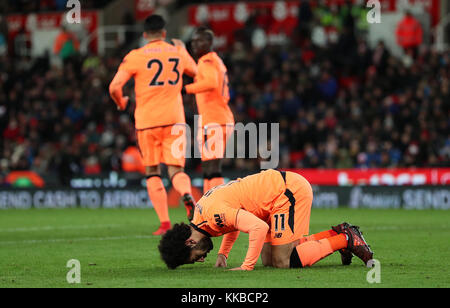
231, 210, 269, 271
175, 43, 197, 78
109, 70, 132, 111
185, 61, 218, 94
215, 231, 240, 268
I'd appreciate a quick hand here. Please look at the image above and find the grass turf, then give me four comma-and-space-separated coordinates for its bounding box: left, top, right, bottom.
0, 207, 449, 288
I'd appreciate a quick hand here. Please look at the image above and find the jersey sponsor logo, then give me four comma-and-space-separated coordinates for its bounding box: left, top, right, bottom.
274, 232, 283, 239
214, 214, 225, 228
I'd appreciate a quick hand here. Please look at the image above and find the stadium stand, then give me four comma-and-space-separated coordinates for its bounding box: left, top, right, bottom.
1, 0, 112, 13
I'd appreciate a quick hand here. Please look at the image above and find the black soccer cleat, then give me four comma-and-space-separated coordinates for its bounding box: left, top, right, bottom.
331, 222, 353, 266
343, 224, 374, 267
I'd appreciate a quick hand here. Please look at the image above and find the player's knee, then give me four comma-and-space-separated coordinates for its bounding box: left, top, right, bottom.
167, 165, 184, 179
271, 255, 290, 269
262, 258, 272, 267
261, 243, 272, 267
261, 253, 272, 267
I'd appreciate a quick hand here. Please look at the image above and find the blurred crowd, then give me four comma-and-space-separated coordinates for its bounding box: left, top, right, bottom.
221, 40, 450, 170
0, 2, 449, 185
1, 0, 112, 14
0, 0, 223, 14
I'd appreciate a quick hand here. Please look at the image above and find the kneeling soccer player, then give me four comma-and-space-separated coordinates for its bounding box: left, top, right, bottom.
158, 169, 373, 270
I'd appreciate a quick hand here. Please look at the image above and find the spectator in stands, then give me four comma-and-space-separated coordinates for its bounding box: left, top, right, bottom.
55, 0, 68, 11
53, 26, 80, 62
4, 0, 112, 13
0, 33, 6, 56
297, 0, 313, 40
396, 11, 423, 58
0, 14, 7, 56
0, 2, 449, 185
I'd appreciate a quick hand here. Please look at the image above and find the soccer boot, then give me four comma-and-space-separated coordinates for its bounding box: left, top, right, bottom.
331, 222, 353, 266
152, 221, 171, 236
182, 193, 196, 221
343, 224, 374, 266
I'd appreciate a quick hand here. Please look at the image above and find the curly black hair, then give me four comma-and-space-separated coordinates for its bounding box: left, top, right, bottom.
158, 223, 192, 269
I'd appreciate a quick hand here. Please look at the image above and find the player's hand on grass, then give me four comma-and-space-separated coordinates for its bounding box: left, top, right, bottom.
171, 39, 186, 49
215, 254, 227, 268
229, 267, 245, 271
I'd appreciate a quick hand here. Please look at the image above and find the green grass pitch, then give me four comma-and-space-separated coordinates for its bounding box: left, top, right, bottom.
0, 207, 449, 288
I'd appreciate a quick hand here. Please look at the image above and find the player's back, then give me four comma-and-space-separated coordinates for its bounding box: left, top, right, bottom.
198, 169, 286, 223
195, 52, 234, 126
120, 40, 196, 129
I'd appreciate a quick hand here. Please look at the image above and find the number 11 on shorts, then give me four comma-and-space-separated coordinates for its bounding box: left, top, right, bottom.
274, 214, 286, 231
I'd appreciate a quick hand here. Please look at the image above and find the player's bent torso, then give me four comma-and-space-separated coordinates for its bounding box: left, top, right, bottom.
191, 169, 286, 237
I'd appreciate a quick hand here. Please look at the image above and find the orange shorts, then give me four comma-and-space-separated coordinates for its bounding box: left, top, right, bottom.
197, 123, 234, 162
136, 124, 187, 167
265, 171, 313, 246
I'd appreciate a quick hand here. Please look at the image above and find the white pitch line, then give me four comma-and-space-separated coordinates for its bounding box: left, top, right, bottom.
0, 224, 123, 233
0, 235, 157, 246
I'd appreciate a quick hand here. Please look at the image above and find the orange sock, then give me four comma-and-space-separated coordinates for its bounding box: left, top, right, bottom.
295, 234, 347, 267
146, 176, 169, 223
209, 177, 224, 190
327, 233, 348, 251
299, 229, 338, 244
171, 172, 192, 196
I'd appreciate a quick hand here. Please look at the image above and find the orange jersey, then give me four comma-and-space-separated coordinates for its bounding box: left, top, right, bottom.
191, 169, 286, 237
118, 40, 197, 129
185, 52, 234, 127
191, 169, 313, 270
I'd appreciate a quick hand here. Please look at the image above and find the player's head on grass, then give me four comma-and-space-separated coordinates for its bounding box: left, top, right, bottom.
191, 26, 214, 59
143, 14, 167, 41
158, 222, 214, 269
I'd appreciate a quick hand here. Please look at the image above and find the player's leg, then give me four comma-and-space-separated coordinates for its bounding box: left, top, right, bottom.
292, 233, 348, 267
261, 232, 274, 267
202, 159, 224, 193
282, 172, 371, 267
268, 238, 346, 269
137, 128, 170, 235
201, 124, 233, 193
298, 224, 353, 265
299, 229, 338, 244
269, 231, 349, 269
267, 173, 361, 268
167, 166, 196, 220
146, 165, 171, 235
163, 124, 196, 221
271, 242, 297, 268
288, 172, 348, 267
167, 165, 196, 221
289, 224, 373, 267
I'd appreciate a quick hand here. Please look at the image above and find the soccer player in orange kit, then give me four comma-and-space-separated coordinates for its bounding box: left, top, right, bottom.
109, 15, 198, 235
158, 169, 373, 270
184, 27, 234, 194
